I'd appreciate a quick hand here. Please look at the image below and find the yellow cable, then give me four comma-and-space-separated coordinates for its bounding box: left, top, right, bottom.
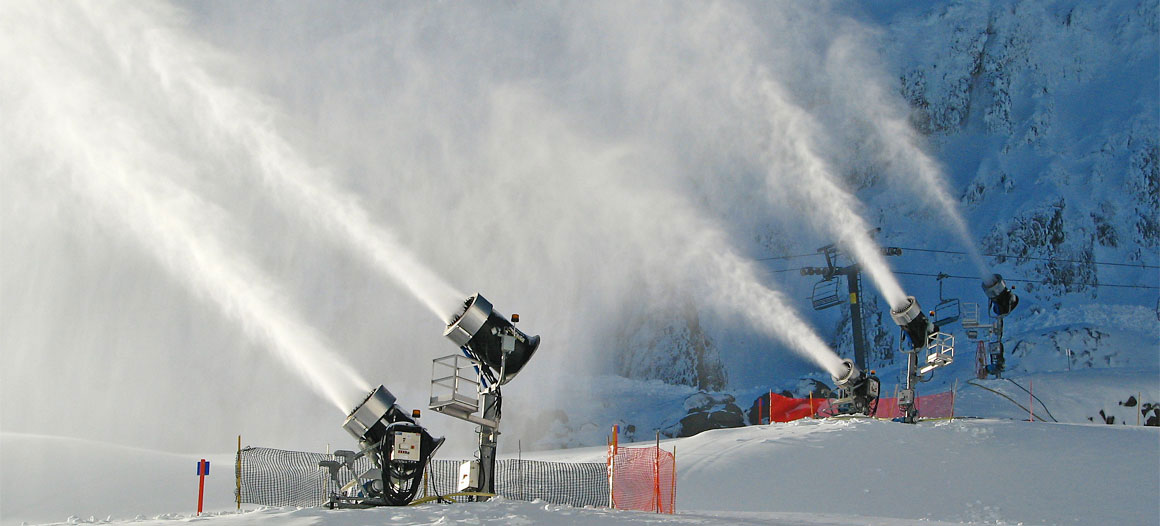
408, 492, 498, 506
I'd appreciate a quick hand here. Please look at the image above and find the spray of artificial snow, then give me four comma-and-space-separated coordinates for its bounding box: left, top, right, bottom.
824, 35, 990, 278
703, 251, 847, 377
749, 58, 912, 311
74, 1, 467, 323
2, 1, 371, 413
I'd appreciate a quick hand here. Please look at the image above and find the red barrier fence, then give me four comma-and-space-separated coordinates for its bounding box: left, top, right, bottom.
815, 390, 956, 420
607, 433, 675, 513
755, 390, 957, 422
761, 392, 829, 423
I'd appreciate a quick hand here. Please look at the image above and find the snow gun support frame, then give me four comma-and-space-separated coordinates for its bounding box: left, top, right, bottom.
891, 296, 955, 423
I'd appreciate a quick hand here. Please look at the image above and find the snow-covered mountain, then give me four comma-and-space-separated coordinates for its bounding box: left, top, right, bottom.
591, 0, 1158, 445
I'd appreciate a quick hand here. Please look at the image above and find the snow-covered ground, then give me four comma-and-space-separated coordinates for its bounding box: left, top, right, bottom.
4, 416, 1157, 526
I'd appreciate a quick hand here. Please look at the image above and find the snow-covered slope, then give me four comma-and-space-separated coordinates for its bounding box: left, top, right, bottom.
0, 434, 238, 525
4, 419, 1157, 525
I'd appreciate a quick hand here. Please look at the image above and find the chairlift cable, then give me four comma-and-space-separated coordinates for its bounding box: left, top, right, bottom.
766, 266, 1159, 290
890, 270, 1160, 291
893, 246, 1160, 269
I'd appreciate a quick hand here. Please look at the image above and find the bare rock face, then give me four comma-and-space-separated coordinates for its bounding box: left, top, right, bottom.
892, 0, 1157, 308
668, 392, 745, 438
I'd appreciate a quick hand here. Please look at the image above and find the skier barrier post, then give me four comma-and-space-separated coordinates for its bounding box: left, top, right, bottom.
196, 459, 210, 516
236, 435, 241, 511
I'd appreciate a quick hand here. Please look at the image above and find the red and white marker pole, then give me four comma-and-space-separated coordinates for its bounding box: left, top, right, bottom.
196, 459, 210, 515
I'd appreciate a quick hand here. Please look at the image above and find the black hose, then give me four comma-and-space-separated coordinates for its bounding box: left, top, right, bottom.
966, 380, 1051, 422
1004, 378, 1059, 422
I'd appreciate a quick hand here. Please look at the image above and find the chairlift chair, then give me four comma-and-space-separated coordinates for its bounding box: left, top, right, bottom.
932, 273, 961, 327
811, 278, 843, 311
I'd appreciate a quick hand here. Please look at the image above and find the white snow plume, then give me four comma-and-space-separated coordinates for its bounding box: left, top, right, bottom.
459, 90, 849, 379
3, 0, 950, 453
1, 1, 369, 413
64, 1, 466, 323
173, 2, 856, 381
636, 2, 912, 310
752, 77, 912, 310
700, 251, 847, 377
823, 26, 990, 277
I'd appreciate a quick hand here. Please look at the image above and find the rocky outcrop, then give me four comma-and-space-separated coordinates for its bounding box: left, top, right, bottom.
663, 392, 745, 438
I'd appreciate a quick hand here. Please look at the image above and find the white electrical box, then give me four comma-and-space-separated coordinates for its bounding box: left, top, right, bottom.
898, 389, 915, 406
458, 460, 480, 491
391, 431, 421, 462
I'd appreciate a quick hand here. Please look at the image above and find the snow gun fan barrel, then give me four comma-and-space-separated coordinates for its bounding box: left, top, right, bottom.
831, 358, 863, 389
829, 358, 880, 415
891, 296, 933, 350
444, 293, 541, 385
982, 273, 1019, 316
342, 385, 416, 445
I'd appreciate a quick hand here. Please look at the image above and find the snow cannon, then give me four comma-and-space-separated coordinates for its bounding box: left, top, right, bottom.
830, 358, 880, 415
444, 293, 540, 386
891, 296, 934, 350
435, 293, 543, 500
337, 385, 444, 506
982, 274, 1019, 317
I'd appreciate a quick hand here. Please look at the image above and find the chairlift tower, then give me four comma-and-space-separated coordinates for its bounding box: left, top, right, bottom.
800, 243, 902, 371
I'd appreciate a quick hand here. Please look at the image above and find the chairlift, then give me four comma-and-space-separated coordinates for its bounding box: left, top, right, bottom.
932, 273, 961, 327
811, 278, 843, 311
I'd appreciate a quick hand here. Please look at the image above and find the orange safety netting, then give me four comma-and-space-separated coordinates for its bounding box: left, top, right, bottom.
607, 444, 675, 513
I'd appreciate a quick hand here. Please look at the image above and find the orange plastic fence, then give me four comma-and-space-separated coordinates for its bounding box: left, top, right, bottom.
608, 444, 675, 513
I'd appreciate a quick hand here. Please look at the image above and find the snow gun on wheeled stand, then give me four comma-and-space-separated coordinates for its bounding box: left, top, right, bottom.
828, 359, 881, 416
320, 385, 445, 507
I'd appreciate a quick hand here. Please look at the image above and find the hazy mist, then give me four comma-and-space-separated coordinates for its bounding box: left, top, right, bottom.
1, 1, 966, 454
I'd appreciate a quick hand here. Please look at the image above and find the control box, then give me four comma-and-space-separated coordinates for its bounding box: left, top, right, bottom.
391, 431, 421, 462
457, 460, 480, 491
